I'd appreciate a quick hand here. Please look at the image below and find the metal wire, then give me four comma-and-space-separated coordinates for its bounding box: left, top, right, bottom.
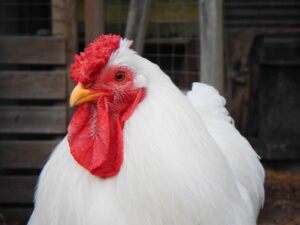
104, 0, 130, 36
0, 0, 68, 36
104, 0, 200, 89
1, 0, 200, 89
145, 0, 200, 89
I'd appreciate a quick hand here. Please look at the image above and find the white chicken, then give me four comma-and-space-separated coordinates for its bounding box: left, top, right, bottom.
28, 34, 264, 225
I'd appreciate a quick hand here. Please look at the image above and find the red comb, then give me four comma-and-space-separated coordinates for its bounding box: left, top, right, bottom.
70, 34, 121, 84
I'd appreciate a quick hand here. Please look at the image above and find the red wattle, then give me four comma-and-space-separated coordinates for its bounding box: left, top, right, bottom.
68, 89, 145, 178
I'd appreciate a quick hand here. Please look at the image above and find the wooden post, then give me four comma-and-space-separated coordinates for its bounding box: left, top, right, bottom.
84, 0, 104, 45
52, 0, 68, 36
51, 0, 77, 57
198, 0, 224, 93
64, 0, 78, 63
125, 0, 151, 55
65, 0, 78, 121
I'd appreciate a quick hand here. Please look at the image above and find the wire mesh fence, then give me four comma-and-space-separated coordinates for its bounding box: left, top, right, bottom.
0, 0, 50, 36
0, 0, 68, 36
0, 0, 200, 89
104, 0, 200, 89
104, 0, 129, 36
144, 0, 200, 89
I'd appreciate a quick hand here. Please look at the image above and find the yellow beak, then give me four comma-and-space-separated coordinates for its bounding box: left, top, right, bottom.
69, 82, 104, 107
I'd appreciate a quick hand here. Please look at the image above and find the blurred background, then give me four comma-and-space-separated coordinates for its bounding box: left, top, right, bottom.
0, 0, 299, 224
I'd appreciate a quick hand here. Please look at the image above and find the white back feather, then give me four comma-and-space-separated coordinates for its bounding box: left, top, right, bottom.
187, 82, 265, 218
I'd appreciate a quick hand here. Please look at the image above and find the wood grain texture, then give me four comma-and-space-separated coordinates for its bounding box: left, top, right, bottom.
0, 70, 66, 100
65, 0, 78, 122
84, 0, 104, 45
0, 207, 32, 225
0, 36, 66, 65
52, 0, 66, 36
0, 176, 37, 204
249, 138, 300, 160
0, 106, 67, 134
0, 140, 61, 169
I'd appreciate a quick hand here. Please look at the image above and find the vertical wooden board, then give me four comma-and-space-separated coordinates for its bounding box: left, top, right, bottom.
84, 0, 104, 45
65, 0, 78, 122
0, 36, 66, 65
0, 71, 66, 100
0, 106, 67, 134
0, 207, 32, 225
0, 176, 37, 204
0, 140, 61, 169
52, 0, 66, 36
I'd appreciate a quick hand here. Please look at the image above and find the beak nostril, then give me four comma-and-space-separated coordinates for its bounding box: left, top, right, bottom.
85, 82, 94, 88
69, 82, 105, 107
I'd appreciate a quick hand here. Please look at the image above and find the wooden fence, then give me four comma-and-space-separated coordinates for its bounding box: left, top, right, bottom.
0, 35, 67, 224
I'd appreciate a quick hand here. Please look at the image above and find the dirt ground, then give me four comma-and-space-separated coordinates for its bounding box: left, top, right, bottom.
258, 170, 300, 225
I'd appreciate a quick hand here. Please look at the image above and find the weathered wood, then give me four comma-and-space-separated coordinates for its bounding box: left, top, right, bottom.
0, 71, 66, 100
0, 106, 67, 134
250, 138, 300, 160
0, 36, 66, 65
125, 0, 151, 55
0, 140, 61, 169
52, 0, 66, 36
65, 0, 78, 122
225, 1, 300, 8
65, 0, 78, 66
225, 8, 300, 17
226, 20, 300, 28
199, 0, 224, 93
145, 37, 187, 45
84, 0, 104, 45
258, 66, 300, 143
0, 207, 32, 225
0, 176, 37, 204
261, 61, 300, 66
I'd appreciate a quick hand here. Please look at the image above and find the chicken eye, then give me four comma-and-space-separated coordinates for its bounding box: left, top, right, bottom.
114, 71, 126, 82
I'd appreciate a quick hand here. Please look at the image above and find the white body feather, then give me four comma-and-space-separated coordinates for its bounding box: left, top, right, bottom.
28, 43, 264, 225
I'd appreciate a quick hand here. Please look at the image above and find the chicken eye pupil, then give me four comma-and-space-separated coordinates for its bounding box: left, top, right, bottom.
115, 71, 125, 82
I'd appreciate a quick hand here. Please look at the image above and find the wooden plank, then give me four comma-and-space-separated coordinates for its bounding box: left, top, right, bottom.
225, 20, 300, 27
0, 106, 67, 134
0, 71, 66, 100
0, 207, 32, 225
145, 37, 188, 45
0, 36, 66, 65
261, 61, 300, 66
52, 0, 66, 36
84, 0, 104, 45
225, 8, 300, 18
0, 140, 61, 169
125, 0, 151, 55
199, 0, 224, 93
249, 138, 300, 160
65, 0, 78, 122
225, 1, 300, 8
65, 0, 78, 64
0, 176, 37, 204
